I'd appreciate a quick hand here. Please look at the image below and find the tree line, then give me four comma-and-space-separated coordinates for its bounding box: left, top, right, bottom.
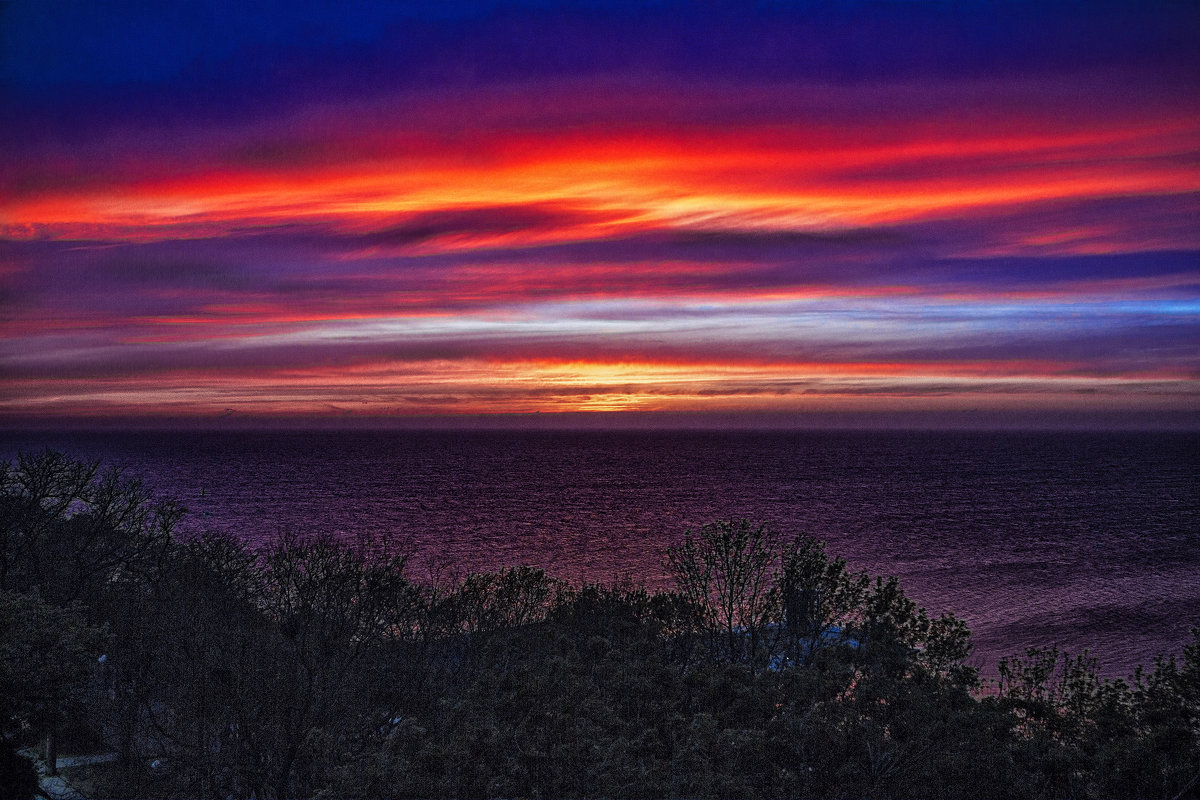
1, 450, 1197, 799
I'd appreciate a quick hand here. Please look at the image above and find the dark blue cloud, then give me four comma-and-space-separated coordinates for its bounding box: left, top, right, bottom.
5, 1, 1195, 96
3, 0, 1194, 160
912, 252, 1200, 289
0, 2, 419, 88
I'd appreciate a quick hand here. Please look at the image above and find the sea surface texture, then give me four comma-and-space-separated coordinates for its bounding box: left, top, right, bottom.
3, 429, 1197, 679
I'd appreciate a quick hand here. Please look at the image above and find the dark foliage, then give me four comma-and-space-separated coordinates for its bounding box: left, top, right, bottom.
0, 739, 39, 800
2, 451, 1198, 799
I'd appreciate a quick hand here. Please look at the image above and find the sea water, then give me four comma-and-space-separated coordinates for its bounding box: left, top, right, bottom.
3, 428, 1197, 678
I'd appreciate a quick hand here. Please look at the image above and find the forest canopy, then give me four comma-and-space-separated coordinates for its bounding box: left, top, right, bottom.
1, 451, 1197, 799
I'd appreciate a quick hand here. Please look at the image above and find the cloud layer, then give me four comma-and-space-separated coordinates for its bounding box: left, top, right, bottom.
2, 2, 1198, 425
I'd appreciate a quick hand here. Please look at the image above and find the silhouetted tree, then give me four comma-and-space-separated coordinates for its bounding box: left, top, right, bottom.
0, 451, 181, 608
0, 591, 106, 774
7, 451, 1200, 799
665, 519, 785, 669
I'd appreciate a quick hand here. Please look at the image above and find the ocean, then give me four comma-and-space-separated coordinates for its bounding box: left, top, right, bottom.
2, 428, 1197, 679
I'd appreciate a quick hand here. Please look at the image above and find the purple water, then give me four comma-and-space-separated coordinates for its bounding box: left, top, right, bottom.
3, 429, 1197, 679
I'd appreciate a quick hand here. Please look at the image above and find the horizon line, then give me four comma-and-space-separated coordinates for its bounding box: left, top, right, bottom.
3, 409, 1199, 434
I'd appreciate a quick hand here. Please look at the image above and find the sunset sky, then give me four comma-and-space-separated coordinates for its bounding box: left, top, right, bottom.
2, 1, 1198, 427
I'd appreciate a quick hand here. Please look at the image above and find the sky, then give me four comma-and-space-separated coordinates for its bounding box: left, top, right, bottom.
2, 1, 1198, 428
